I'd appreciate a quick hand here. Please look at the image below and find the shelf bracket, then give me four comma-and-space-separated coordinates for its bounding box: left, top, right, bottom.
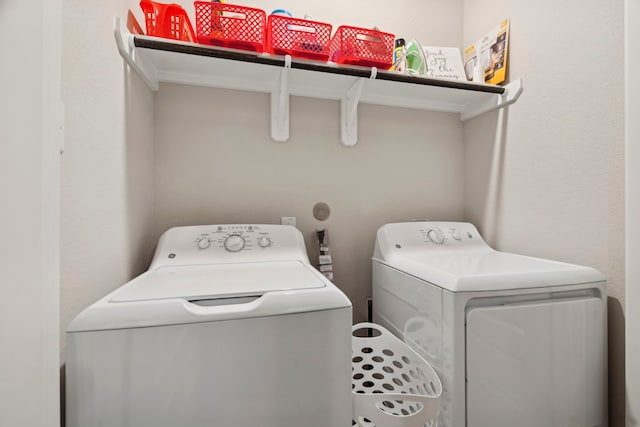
113, 17, 159, 91
461, 77, 523, 121
340, 67, 377, 146
270, 55, 292, 142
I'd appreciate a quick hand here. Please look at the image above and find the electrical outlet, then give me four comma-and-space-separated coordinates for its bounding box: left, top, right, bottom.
281, 217, 296, 227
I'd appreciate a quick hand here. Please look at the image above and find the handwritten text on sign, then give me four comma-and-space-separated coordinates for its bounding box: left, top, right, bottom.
423, 46, 467, 80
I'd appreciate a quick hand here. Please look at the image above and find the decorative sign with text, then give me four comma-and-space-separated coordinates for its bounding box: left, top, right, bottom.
422, 46, 467, 80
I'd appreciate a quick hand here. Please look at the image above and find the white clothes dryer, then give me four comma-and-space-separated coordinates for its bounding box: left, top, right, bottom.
66, 224, 352, 427
372, 221, 607, 427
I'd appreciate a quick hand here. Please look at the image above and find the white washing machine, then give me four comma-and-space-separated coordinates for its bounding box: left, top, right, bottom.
372, 221, 607, 427
66, 224, 352, 427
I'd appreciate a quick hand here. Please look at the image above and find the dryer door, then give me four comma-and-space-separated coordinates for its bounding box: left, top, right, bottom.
465, 297, 605, 427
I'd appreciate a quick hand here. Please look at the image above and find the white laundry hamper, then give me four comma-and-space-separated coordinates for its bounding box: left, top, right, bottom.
352, 323, 442, 427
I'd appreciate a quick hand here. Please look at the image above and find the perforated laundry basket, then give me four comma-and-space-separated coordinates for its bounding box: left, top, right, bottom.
352, 323, 442, 427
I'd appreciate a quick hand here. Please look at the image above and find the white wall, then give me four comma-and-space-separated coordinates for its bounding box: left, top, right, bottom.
61, 0, 155, 355
60, 3, 629, 424
462, 2, 625, 425
59, 0, 464, 380
147, 0, 465, 322
153, 85, 464, 321
626, 0, 640, 423
0, 0, 62, 426
60, 0, 465, 339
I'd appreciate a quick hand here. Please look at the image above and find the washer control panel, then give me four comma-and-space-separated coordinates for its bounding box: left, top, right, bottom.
194, 225, 274, 253
150, 224, 308, 269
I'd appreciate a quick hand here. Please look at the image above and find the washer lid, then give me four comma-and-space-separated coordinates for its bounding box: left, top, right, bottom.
110, 260, 325, 302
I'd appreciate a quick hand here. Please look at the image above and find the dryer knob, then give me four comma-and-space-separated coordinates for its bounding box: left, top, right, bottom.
427, 228, 445, 245
224, 234, 246, 252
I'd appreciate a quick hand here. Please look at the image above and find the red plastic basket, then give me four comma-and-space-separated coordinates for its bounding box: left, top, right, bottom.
139, 0, 196, 42
193, 2, 266, 52
266, 15, 332, 61
329, 26, 394, 68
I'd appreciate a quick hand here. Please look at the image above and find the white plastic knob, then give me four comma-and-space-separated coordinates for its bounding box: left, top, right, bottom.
450, 229, 461, 240
224, 234, 245, 252
197, 237, 210, 249
427, 228, 445, 245
258, 236, 271, 248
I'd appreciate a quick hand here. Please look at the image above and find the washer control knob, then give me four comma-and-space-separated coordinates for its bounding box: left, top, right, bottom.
450, 229, 461, 241
258, 236, 271, 248
197, 237, 210, 249
224, 234, 245, 252
427, 228, 445, 245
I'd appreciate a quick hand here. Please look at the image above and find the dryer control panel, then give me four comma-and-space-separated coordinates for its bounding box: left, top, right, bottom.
375, 221, 491, 256
149, 224, 309, 269
419, 223, 478, 246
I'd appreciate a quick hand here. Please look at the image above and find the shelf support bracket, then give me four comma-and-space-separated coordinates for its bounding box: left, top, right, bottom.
113, 17, 159, 91
461, 78, 523, 121
340, 67, 377, 146
271, 55, 291, 142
